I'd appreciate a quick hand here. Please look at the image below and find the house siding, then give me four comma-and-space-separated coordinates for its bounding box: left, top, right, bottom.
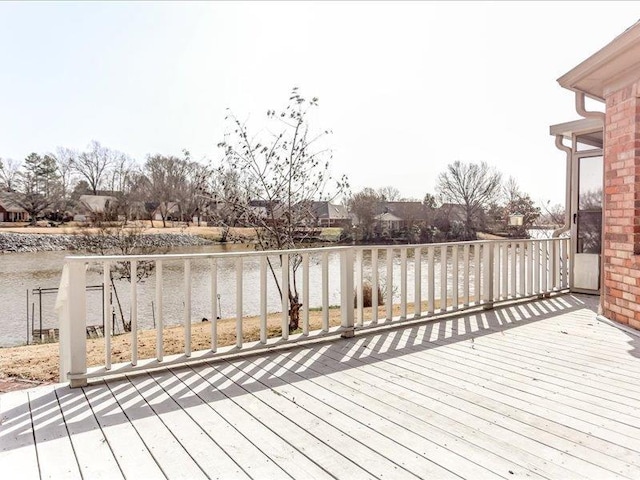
602, 81, 640, 329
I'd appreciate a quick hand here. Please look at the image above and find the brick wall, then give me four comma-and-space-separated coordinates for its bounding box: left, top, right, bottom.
603, 81, 640, 329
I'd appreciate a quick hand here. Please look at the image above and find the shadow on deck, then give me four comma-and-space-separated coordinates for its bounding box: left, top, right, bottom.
3, 293, 640, 479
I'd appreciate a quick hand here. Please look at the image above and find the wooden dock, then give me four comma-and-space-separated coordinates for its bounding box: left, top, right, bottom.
2, 294, 640, 479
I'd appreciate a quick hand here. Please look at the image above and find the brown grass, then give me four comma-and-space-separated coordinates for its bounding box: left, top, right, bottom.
0, 301, 425, 384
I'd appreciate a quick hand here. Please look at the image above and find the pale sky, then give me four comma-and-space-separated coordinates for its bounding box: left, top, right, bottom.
1, 1, 638, 206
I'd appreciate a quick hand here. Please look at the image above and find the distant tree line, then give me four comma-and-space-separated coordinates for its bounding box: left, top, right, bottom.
347, 161, 554, 243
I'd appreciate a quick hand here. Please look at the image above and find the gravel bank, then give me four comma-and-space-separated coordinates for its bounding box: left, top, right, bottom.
0, 232, 213, 253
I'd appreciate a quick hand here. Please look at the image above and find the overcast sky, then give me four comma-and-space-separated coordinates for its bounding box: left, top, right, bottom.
1, 1, 638, 206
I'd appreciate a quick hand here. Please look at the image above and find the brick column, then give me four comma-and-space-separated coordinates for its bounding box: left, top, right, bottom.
602, 81, 640, 329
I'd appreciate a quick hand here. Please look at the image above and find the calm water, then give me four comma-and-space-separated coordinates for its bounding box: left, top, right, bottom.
0, 244, 481, 347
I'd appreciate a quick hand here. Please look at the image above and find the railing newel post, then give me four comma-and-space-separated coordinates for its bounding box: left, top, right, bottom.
65, 261, 87, 387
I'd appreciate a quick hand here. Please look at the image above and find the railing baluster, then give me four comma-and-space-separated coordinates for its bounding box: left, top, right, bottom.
452, 245, 459, 310
131, 260, 138, 366
549, 239, 556, 291
356, 249, 363, 327
440, 245, 447, 313
563, 238, 570, 289
235, 257, 243, 347
371, 248, 379, 324
400, 248, 407, 319
282, 254, 290, 339
209, 258, 217, 352
302, 253, 310, 335
501, 242, 508, 299
518, 241, 525, 297
414, 247, 422, 318
527, 241, 534, 296
156, 260, 164, 360
103, 261, 111, 370
540, 240, 549, 293
510, 243, 517, 298
534, 240, 541, 294
553, 239, 562, 290
493, 243, 500, 301
386, 248, 393, 321
463, 244, 470, 307
321, 251, 329, 332
427, 247, 435, 315
474, 244, 481, 305
184, 259, 191, 357
260, 256, 267, 344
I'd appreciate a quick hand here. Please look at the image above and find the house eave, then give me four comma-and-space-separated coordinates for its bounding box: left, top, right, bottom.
557, 20, 640, 100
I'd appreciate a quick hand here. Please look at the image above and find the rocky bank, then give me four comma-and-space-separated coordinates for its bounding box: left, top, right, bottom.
0, 232, 213, 253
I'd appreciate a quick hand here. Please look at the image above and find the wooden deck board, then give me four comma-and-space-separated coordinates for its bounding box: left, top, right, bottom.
55, 385, 123, 479
29, 385, 82, 479
106, 378, 208, 479
83, 381, 166, 480
0, 389, 40, 480
2, 294, 640, 479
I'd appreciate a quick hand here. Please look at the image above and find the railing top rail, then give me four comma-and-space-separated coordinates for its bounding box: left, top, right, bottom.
64, 244, 354, 262
354, 238, 560, 251
63, 237, 563, 263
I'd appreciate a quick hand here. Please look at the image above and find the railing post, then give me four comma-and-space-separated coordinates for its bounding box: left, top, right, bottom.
483, 242, 495, 309
340, 248, 355, 337
65, 261, 87, 387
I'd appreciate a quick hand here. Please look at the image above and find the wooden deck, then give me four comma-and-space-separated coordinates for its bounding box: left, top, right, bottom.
2, 294, 640, 479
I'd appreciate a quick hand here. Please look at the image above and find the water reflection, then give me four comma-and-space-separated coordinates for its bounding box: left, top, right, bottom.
0, 243, 480, 347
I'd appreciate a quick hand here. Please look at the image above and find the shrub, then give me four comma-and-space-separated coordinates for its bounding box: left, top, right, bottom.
354, 281, 384, 308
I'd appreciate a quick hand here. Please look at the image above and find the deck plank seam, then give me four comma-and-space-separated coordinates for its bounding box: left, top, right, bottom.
26, 391, 43, 480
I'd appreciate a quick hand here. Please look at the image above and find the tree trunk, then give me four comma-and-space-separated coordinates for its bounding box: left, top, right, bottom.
288, 302, 301, 332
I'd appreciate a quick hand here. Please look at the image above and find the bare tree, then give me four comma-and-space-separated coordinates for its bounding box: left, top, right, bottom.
436, 160, 502, 238
217, 88, 348, 331
539, 201, 565, 227
72, 140, 115, 195
377, 185, 401, 202
142, 153, 190, 227
0, 158, 21, 191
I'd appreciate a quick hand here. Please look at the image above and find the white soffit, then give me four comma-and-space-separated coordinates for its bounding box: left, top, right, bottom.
557, 20, 640, 100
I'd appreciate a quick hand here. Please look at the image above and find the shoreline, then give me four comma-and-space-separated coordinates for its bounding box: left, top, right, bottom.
0, 230, 215, 253
0, 225, 344, 253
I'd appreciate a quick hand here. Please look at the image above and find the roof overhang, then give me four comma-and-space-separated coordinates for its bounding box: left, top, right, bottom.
557, 20, 640, 100
549, 117, 603, 141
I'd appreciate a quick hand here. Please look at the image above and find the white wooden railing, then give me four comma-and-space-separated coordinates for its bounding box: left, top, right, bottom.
57, 238, 570, 387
